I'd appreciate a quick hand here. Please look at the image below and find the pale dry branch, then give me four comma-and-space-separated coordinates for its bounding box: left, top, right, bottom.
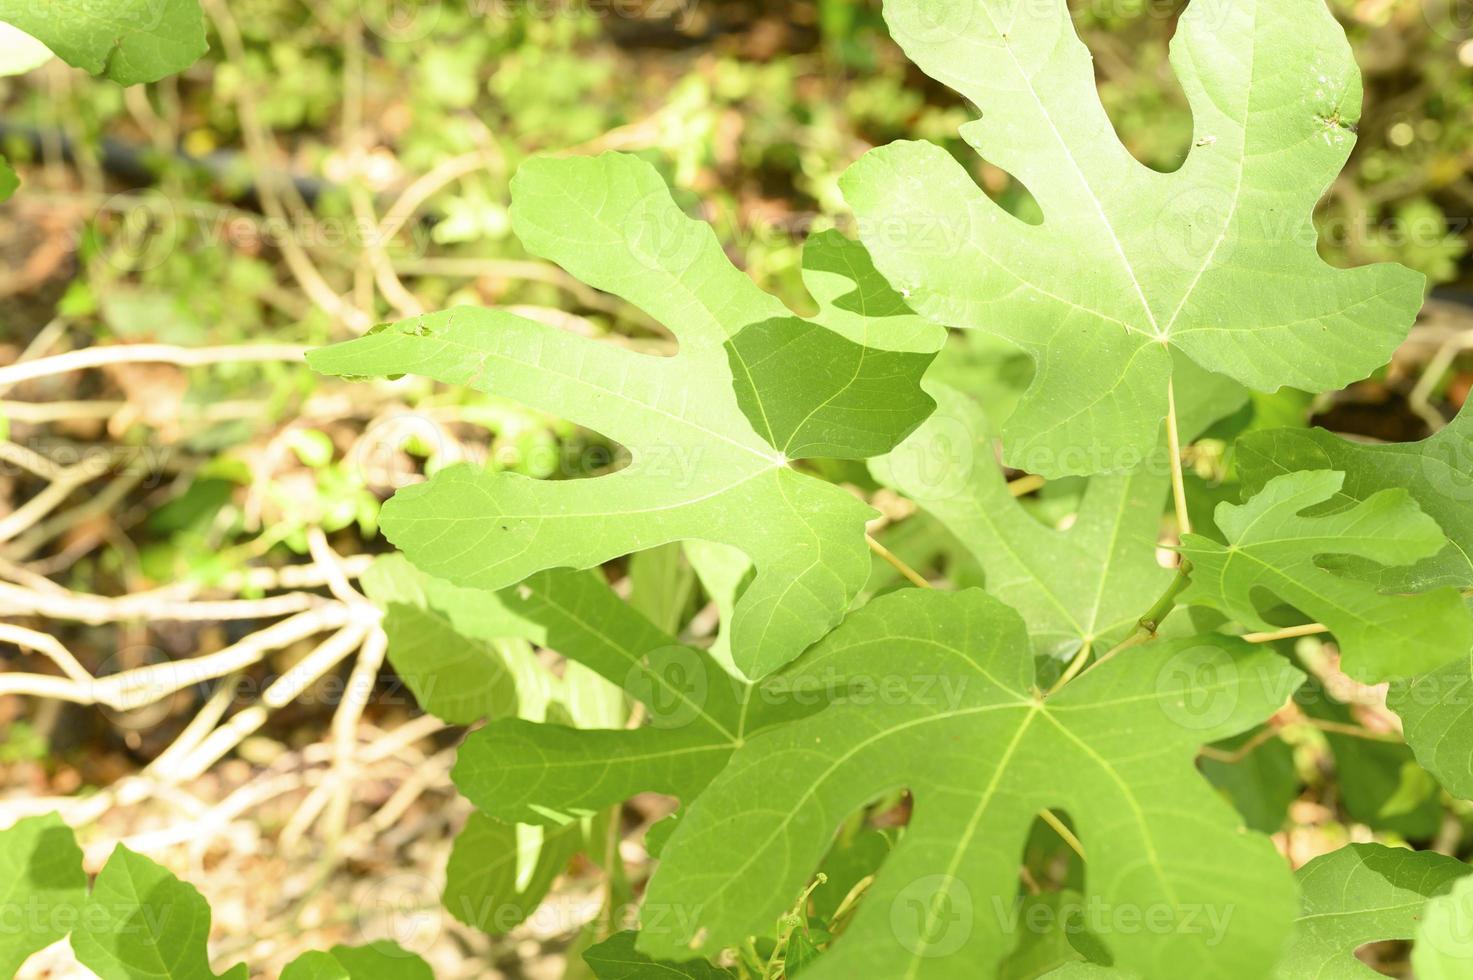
167, 622, 373, 782
0, 343, 309, 390
0, 603, 362, 710
0, 579, 325, 623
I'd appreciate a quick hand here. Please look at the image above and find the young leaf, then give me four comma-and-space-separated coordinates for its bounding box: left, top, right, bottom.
1275, 843, 1470, 978
70, 845, 247, 980
1237, 404, 1473, 593
280, 942, 434, 980
442, 812, 580, 935
311, 153, 943, 679
1178, 470, 1472, 682
0, 813, 86, 977
361, 555, 550, 724
641, 589, 1302, 978
584, 931, 736, 979
1235, 413, 1473, 794
842, 0, 1423, 477
0, 0, 207, 85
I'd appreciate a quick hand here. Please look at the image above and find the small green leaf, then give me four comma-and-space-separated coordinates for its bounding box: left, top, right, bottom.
70, 845, 246, 980
442, 812, 579, 935
0, 0, 207, 85
642, 589, 1301, 978
1236, 411, 1473, 793
785, 931, 823, 975
360, 555, 546, 725
0, 813, 86, 977
843, 0, 1423, 477
1237, 404, 1473, 593
0, 156, 17, 201
1179, 470, 1472, 682
584, 931, 736, 979
1198, 730, 1298, 835
1276, 843, 1470, 978
281, 942, 433, 980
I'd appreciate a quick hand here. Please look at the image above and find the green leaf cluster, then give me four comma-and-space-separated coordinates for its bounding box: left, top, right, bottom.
301, 2, 1473, 976
0, 814, 431, 978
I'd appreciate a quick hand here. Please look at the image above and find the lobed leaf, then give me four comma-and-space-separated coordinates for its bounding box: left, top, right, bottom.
0, 0, 207, 85
1178, 470, 1472, 682
449, 563, 801, 826
312, 153, 944, 679
1275, 843, 1470, 978
843, 0, 1423, 477
641, 588, 1302, 978
1237, 403, 1473, 593
1235, 411, 1473, 798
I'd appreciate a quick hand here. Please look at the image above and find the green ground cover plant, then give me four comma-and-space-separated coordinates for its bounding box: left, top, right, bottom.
4, 0, 1473, 977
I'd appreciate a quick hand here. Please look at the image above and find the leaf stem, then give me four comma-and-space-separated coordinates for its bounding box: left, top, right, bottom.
1038, 808, 1086, 860
1302, 717, 1404, 743
1138, 561, 1193, 634
1199, 714, 1402, 765
867, 534, 933, 590
1082, 562, 1193, 675
1046, 641, 1093, 695
1242, 622, 1328, 644
1165, 378, 1192, 538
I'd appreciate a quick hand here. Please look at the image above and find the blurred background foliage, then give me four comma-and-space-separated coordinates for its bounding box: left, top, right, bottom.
1, 1, 1472, 975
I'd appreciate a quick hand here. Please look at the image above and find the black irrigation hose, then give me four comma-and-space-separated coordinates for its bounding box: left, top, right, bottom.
0, 120, 330, 208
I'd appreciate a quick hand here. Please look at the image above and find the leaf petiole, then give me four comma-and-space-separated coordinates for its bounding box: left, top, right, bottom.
866, 534, 933, 590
